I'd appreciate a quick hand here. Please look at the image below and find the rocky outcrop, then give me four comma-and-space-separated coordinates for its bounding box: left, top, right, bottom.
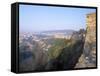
19, 39, 48, 71
75, 13, 96, 68
45, 29, 85, 70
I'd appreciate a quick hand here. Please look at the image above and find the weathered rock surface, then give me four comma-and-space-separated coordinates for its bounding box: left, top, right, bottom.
75, 13, 96, 68
45, 29, 85, 70
19, 39, 48, 71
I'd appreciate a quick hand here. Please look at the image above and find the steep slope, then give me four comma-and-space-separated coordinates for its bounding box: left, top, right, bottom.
45, 29, 85, 70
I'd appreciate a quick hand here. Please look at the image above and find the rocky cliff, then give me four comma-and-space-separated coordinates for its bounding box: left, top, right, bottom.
75, 13, 96, 68
45, 29, 85, 70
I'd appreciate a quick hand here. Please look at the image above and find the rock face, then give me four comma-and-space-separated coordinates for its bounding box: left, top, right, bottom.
75, 13, 96, 68
45, 29, 85, 70
19, 39, 48, 71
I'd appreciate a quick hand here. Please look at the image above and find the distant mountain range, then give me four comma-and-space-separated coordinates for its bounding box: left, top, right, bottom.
20, 29, 76, 36
41, 29, 76, 35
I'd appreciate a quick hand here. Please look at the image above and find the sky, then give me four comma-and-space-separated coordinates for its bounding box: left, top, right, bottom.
19, 4, 96, 32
